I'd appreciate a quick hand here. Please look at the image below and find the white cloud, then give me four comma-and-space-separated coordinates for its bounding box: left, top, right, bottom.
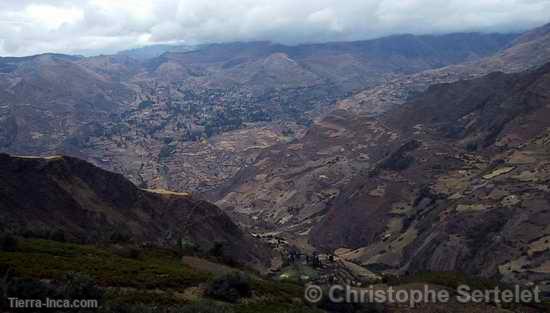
24, 4, 83, 30
0, 0, 549, 56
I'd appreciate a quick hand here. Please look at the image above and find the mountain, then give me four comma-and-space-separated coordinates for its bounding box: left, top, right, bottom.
0, 31, 518, 194
1, 22, 550, 312
116, 44, 197, 60
145, 33, 517, 89
337, 22, 550, 114
0, 153, 269, 269
312, 62, 550, 285
216, 61, 550, 285
212, 23, 550, 240
0, 54, 134, 155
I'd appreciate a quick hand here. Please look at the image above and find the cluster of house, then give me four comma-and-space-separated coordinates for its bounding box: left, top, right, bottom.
286, 250, 335, 268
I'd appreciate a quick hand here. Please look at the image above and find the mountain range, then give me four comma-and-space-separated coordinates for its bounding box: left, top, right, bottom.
0, 32, 517, 194
1, 22, 550, 301
211, 23, 550, 285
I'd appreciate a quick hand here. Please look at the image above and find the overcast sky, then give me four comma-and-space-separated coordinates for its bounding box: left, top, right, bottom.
1, 0, 549, 57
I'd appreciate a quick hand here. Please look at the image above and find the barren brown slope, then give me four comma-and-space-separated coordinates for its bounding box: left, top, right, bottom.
214, 60, 550, 285
311, 62, 550, 285
0, 154, 270, 268
211, 23, 550, 245
212, 110, 395, 237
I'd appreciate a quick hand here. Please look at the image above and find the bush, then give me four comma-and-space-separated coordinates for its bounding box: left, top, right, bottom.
61, 272, 103, 301
8, 277, 58, 299
205, 273, 252, 303
208, 242, 224, 258
0, 234, 18, 252
109, 230, 131, 243
112, 245, 142, 259
177, 239, 198, 256
50, 229, 66, 242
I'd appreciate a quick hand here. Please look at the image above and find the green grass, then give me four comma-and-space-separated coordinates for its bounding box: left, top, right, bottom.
0, 238, 210, 290
104, 289, 188, 306
250, 278, 304, 303
0, 238, 317, 311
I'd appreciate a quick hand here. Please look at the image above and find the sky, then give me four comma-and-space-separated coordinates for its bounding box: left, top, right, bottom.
0, 0, 550, 57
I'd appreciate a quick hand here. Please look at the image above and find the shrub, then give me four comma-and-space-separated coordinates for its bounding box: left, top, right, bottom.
177, 238, 198, 256
205, 272, 252, 303
0, 234, 18, 252
206, 242, 239, 266
9, 278, 57, 298
208, 242, 224, 258
2, 277, 59, 312
109, 230, 131, 243
112, 245, 142, 259
50, 229, 66, 242
61, 272, 103, 301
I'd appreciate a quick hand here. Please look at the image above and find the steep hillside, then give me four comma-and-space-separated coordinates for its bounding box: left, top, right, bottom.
213, 110, 383, 233
311, 62, 550, 284
0, 154, 269, 268
0, 54, 135, 155
213, 23, 550, 236
214, 61, 550, 284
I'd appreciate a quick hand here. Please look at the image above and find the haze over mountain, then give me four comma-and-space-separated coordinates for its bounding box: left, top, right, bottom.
338, 22, 550, 114
1, 0, 549, 57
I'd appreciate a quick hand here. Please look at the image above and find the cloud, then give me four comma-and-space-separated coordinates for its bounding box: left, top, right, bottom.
0, 0, 549, 56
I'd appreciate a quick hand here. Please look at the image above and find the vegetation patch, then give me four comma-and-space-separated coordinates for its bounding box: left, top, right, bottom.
0, 238, 315, 312
0, 239, 210, 290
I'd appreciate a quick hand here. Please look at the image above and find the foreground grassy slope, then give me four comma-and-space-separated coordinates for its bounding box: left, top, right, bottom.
0, 238, 321, 313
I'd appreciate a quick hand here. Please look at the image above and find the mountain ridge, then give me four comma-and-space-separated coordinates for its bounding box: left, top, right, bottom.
0, 153, 270, 269
0, 30, 521, 195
